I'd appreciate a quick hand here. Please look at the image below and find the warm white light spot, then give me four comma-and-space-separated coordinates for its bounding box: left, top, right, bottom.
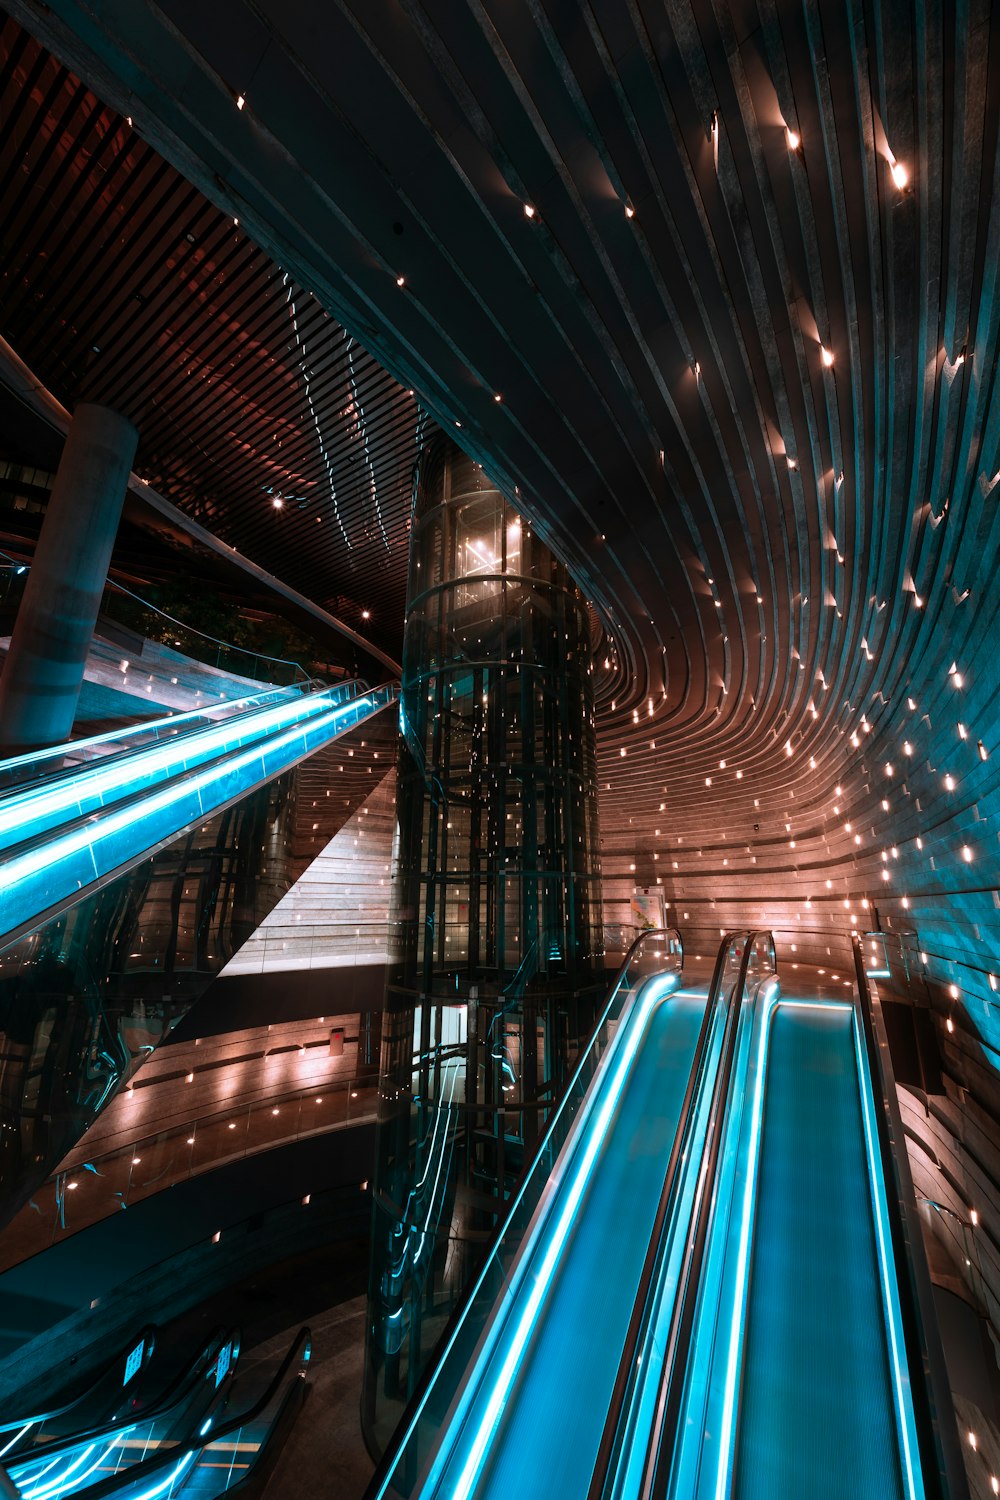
820, 345, 834, 368
523, 202, 536, 218
891, 160, 908, 189
962, 845, 973, 863
786, 127, 800, 150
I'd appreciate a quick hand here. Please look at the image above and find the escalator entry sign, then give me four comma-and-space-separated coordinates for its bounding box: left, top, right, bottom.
123, 1338, 145, 1387
215, 1341, 233, 1387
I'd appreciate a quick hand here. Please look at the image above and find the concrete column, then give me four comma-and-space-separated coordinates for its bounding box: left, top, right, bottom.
0, 403, 138, 751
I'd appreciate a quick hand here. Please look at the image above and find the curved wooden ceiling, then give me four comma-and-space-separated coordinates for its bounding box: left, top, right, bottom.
0, 14, 420, 657
2, 1, 999, 1016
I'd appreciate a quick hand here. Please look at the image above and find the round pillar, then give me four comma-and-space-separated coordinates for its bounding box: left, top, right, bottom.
0, 403, 138, 751
364, 434, 604, 1451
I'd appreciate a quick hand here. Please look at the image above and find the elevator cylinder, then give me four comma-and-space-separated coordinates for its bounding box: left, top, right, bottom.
363, 434, 603, 1451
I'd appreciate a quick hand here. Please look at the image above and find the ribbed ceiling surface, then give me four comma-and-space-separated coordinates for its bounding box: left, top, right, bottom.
2, 0, 1000, 997
0, 14, 421, 655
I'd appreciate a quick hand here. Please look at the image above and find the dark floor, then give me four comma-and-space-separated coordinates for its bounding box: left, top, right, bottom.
161, 1232, 375, 1498
260, 1293, 373, 1499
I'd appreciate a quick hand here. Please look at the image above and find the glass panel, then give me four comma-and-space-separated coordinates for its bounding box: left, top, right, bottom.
368, 929, 685, 1489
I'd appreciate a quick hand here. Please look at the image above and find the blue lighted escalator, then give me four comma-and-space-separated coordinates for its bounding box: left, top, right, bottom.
1, 1326, 308, 1500
0, 677, 397, 948
367, 929, 965, 1500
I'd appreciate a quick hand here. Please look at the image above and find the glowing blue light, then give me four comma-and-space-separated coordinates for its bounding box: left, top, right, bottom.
0, 691, 385, 942
373, 967, 683, 1500
0, 687, 346, 847
0, 1422, 34, 1459
120, 1450, 197, 1500
0, 686, 290, 780
430, 973, 680, 1500
852, 1013, 924, 1500
18, 1439, 109, 1499
712, 992, 853, 1500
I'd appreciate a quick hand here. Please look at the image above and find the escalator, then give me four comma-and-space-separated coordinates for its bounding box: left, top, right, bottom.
1, 1325, 308, 1500
0, 1326, 161, 1463
367, 930, 967, 1500
0, 677, 397, 949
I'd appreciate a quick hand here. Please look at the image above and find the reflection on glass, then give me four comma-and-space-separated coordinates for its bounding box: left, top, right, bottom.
0, 774, 295, 1230
365, 436, 604, 1451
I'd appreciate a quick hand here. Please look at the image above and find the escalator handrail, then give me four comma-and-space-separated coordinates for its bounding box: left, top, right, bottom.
0, 684, 395, 942
641, 930, 777, 1500
12, 1326, 314, 1500
586, 930, 757, 1500
0, 1324, 159, 1436
852, 939, 970, 1500
0, 678, 371, 800
364, 927, 684, 1500
4, 1327, 237, 1469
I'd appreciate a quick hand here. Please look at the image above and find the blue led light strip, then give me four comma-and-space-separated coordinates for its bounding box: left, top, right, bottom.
424, 972, 680, 1500
0, 687, 348, 849
852, 1010, 924, 1500
0, 692, 383, 944
710, 995, 922, 1500
0, 685, 292, 778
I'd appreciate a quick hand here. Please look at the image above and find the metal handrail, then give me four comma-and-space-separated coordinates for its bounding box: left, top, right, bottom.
364, 927, 683, 1498
586, 930, 757, 1499
0, 1323, 158, 1437
639, 931, 775, 1500
1, 548, 313, 684
1, 1326, 313, 1500
102, 576, 310, 680
852, 938, 969, 1500
0, 678, 370, 788
2, 1327, 234, 1469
